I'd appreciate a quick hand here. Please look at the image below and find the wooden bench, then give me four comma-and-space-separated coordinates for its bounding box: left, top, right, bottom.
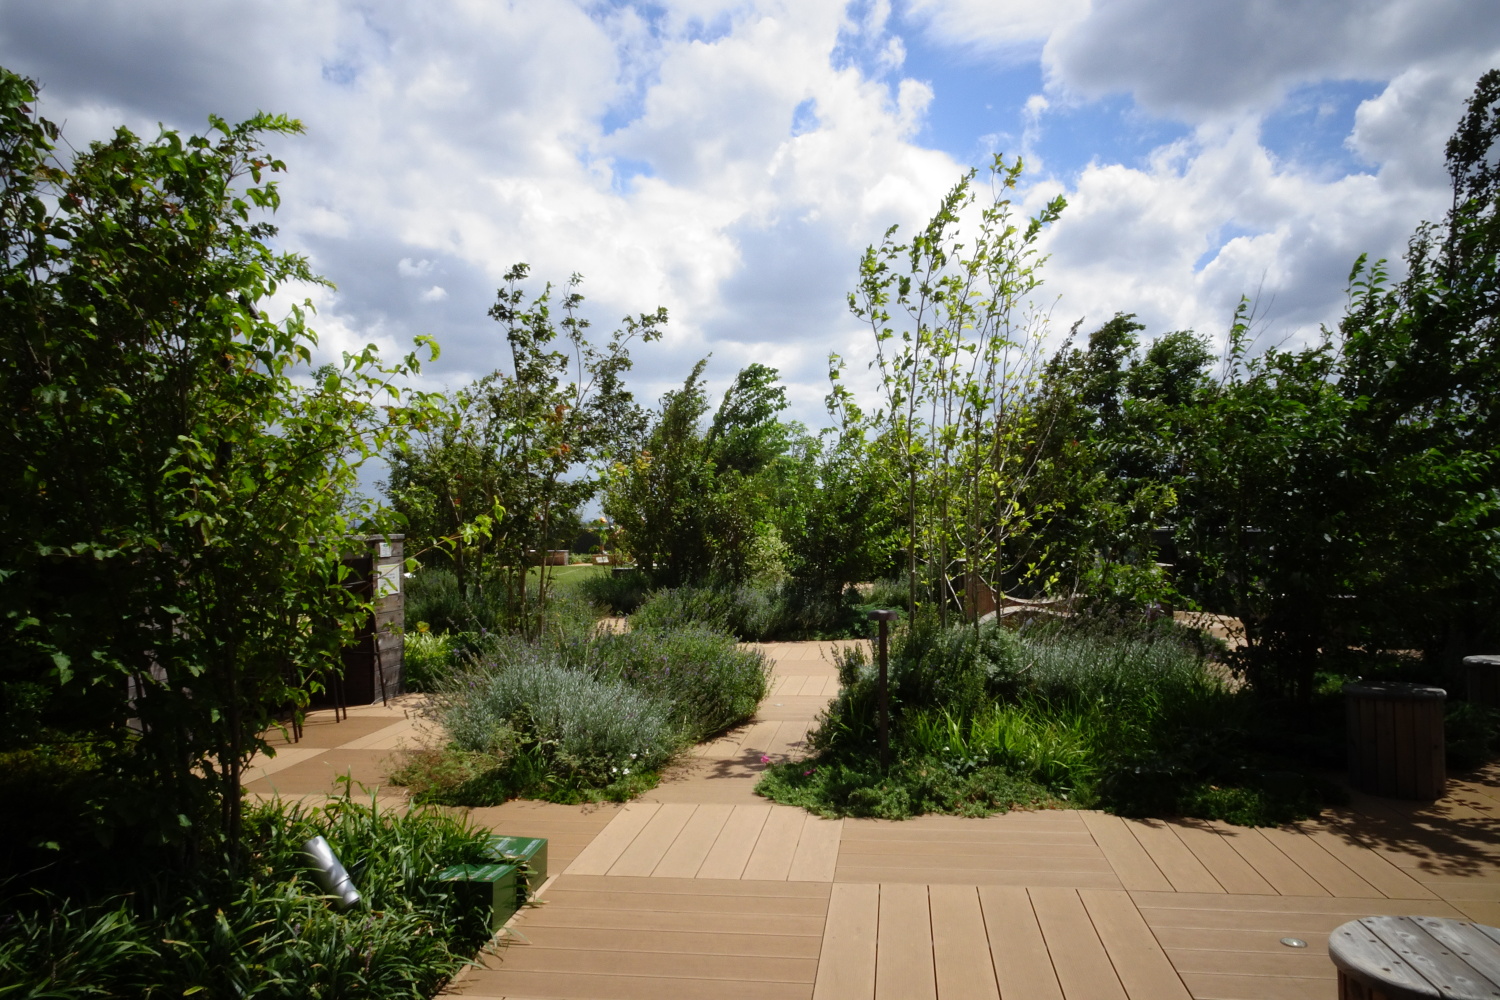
1328, 915, 1500, 999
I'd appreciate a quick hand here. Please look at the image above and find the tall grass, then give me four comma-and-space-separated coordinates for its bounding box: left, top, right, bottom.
761, 613, 1335, 824
0, 792, 494, 998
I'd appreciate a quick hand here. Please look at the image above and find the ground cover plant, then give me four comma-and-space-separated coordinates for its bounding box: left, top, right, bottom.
392, 611, 769, 805
758, 613, 1341, 825
0, 791, 495, 999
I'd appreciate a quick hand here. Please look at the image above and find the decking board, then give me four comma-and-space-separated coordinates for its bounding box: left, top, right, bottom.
874, 883, 936, 1000
1081, 811, 1173, 892
978, 886, 1064, 1000
1079, 889, 1191, 1000
1028, 888, 1128, 1000
811, 884, 878, 1000
929, 885, 1000, 1000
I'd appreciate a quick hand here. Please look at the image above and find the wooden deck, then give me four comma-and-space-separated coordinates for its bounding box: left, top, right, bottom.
243, 640, 1500, 1000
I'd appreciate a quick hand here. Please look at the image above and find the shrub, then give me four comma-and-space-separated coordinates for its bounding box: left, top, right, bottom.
577, 569, 652, 615
583, 626, 770, 740
440, 656, 678, 787
764, 613, 1339, 824
0, 793, 493, 998
402, 630, 457, 692
631, 583, 776, 638
630, 580, 867, 641
405, 567, 508, 635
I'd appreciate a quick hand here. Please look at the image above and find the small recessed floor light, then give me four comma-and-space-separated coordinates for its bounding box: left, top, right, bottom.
1281, 937, 1308, 948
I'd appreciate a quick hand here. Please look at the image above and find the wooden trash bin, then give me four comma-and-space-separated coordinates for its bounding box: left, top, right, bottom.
1464, 654, 1500, 710
1345, 681, 1446, 800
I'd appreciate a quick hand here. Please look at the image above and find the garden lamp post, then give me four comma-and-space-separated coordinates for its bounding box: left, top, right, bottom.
869, 609, 898, 769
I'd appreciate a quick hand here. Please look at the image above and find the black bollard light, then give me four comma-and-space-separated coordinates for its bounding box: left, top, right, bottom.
869, 609, 898, 769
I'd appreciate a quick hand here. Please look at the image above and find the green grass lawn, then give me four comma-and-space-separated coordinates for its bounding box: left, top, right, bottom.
530, 562, 609, 593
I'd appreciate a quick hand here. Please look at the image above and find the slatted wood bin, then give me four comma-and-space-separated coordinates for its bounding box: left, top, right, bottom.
337, 535, 405, 705
1465, 654, 1500, 710
1329, 915, 1500, 999
1345, 681, 1446, 800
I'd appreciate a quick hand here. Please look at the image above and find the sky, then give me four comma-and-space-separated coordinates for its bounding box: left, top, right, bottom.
3, 0, 1498, 433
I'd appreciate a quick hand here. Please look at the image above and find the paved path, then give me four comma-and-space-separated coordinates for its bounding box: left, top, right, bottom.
245, 641, 1500, 1000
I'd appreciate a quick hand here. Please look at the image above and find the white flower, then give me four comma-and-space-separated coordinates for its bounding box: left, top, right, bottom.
630, 753, 637, 760
622, 768, 630, 775
610, 767, 618, 773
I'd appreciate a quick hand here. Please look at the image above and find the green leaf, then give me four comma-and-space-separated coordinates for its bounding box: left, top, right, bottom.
51, 652, 73, 684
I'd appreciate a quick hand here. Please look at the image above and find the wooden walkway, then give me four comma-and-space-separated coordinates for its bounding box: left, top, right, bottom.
243, 640, 1500, 1000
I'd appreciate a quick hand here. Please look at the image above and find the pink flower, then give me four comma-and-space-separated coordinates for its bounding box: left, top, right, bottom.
759, 755, 771, 764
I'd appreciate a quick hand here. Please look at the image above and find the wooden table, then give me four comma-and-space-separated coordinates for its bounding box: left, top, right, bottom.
1328, 915, 1500, 999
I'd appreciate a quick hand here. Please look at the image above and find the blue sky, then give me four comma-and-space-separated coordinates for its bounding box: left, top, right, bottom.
2, 0, 1496, 433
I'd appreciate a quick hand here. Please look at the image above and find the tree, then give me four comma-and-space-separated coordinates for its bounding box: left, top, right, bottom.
387, 266, 663, 633
0, 69, 433, 870
605, 360, 804, 587
839, 154, 1066, 619
1025, 316, 1212, 610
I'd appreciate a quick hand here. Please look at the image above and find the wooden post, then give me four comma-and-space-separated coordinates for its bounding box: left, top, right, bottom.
870, 609, 898, 769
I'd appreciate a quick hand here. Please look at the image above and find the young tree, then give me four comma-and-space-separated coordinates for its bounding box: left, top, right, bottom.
838, 155, 1066, 619
0, 69, 433, 867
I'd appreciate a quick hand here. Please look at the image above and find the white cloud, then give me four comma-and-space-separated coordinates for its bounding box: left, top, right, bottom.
1, 0, 1496, 430
907, 0, 1090, 55
1040, 0, 1500, 121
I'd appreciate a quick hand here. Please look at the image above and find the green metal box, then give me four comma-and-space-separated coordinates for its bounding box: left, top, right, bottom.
437, 862, 520, 931
481, 835, 548, 900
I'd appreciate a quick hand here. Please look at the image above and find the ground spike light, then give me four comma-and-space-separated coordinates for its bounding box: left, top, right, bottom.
301, 835, 362, 910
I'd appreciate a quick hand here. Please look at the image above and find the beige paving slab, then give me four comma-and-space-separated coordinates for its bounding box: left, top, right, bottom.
1217, 827, 1330, 897
267, 713, 394, 748
1029, 888, 1127, 1000
1257, 826, 1383, 898
565, 803, 660, 875
1081, 811, 1173, 892
242, 748, 402, 796
242, 745, 322, 783
1124, 818, 1224, 894
1296, 822, 1438, 900
609, 803, 696, 876
1079, 889, 1191, 1000
337, 718, 417, 750
1170, 820, 1277, 896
